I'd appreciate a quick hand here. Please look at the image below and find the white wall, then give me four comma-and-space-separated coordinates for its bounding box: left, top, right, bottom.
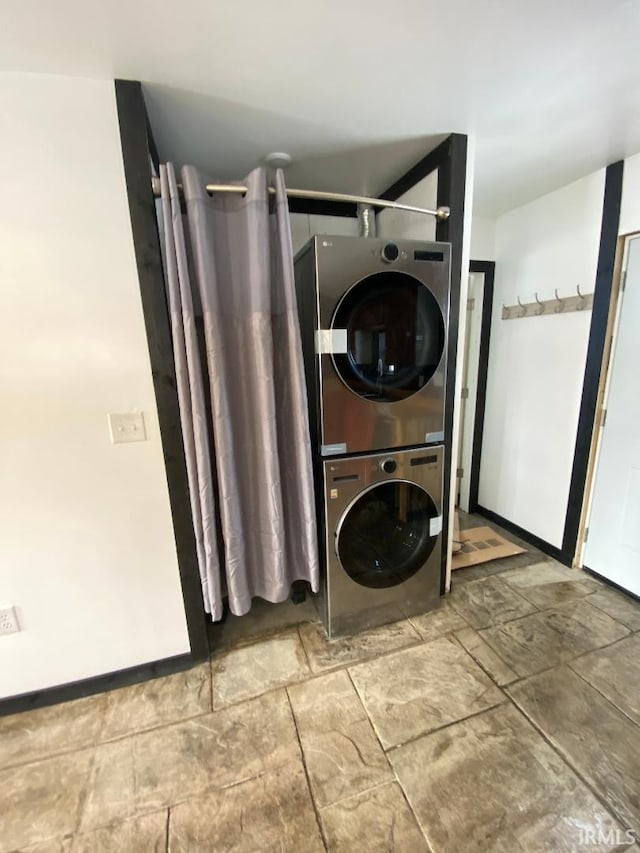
291, 213, 359, 255
479, 170, 606, 547
619, 151, 640, 235
290, 171, 438, 254
470, 216, 496, 260
0, 73, 190, 698
377, 172, 437, 241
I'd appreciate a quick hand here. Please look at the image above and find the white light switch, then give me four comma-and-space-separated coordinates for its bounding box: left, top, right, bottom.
108, 412, 146, 444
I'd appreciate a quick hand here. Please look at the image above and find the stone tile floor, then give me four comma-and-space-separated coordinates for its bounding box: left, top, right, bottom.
2, 544, 640, 851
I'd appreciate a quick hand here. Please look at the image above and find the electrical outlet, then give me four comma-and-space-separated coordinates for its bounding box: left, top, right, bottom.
0, 606, 20, 635
108, 412, 146, 444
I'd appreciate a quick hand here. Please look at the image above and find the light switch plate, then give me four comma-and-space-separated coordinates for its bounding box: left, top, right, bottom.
108, 412, 146, 444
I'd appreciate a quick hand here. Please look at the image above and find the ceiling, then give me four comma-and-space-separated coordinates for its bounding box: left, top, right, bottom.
1, 0, 639, 215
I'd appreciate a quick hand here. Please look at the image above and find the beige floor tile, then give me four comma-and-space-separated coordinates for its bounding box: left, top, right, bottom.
409, 599, 468, 641
454, 626, 518, 686
0, 694, 106, 770
571, 634, 640, 725
349, 637, 504, 750
288, 670, 391, 807
298, 619, 420, 674
390, 703, 623, 853
2, 750, 93, 853
79, 689, 299, 831
500, 560, 580, 588
451, 553, 536, 584
101, 664, 211, 741
320, 781, 429, 852
167, 761, 323, 852
19, 839, 72, 853
209, 596, 319, 652
211, 629, 309, 709
499, 559, 602, 609
71, 810, 168, 852
509, 666, 640, 833
586, 586, 640, 632
513, 578, 602, 610
479, 599, 630, 678
449, 575, 537, 629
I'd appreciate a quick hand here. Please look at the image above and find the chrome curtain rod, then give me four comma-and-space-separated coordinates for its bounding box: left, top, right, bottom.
150, 176, 450, 221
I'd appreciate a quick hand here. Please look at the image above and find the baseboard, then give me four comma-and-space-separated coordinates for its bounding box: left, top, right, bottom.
583, 566, 640, 602
0, 653, 194, 716
476, 506, 568, 566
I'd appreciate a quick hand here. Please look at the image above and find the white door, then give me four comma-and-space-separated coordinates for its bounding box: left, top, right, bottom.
584, 235, 640, 595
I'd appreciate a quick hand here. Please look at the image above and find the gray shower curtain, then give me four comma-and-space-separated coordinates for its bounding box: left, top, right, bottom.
160, 163, 319, 620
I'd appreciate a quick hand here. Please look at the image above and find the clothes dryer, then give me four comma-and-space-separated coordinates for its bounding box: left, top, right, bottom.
295, 235, 450, 456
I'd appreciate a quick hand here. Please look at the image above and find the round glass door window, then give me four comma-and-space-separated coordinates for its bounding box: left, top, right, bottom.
332, 271, 445, 402
337, 481, 438, 589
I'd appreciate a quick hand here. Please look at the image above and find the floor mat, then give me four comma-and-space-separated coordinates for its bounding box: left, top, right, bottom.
452, 525, 526, 570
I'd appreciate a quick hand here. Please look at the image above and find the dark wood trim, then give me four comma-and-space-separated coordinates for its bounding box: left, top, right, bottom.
436, 134, 468, 593
379, 136, 451, 202
561, 160, 624, 562
287, 197, 357, 218
379, 133, 468, 593
0, 655, 193, 716
114, 79, 209, 662
380, 133, 468, 593
468, 260, 495, 513
477, 505, 567, 565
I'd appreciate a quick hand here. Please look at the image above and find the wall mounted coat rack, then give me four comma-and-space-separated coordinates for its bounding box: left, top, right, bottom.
502, 286, 593, 320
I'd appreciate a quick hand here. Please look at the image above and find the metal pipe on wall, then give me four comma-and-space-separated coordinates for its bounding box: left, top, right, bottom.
357, 203, 377, 238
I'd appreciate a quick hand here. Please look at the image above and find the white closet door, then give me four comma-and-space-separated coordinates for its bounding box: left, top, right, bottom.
584, 235, 640, 595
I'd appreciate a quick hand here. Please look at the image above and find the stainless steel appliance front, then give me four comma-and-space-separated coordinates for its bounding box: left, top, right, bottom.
320, 446, 443, 636
295, 235, 450, 456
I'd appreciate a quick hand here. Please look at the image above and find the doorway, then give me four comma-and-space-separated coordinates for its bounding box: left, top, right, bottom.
456, 260, 494, 513
579, 232, 640, 596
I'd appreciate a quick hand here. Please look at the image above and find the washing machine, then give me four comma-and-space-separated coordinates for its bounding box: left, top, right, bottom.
295, 235, 450, 456
319, 445, 443, 636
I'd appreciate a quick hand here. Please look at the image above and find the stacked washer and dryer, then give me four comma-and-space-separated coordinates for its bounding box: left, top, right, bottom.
295, 235, 451, 636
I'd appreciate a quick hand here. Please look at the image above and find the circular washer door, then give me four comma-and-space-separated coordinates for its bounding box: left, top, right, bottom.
337, 480, 439, 589
332, 271, 445, 403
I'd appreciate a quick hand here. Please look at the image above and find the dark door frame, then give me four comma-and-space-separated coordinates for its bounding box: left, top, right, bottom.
466, 260, 495, 514
120, 93, 470, 631
562, 160, 624, 562
122, 83, 469, 636
135, 116, 470, 615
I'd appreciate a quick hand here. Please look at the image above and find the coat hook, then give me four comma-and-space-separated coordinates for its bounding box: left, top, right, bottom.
554, 288, 565, 313
576, 284, 586, 310
502, 301, 510, 320
517, 295, 526, 317
534, 292, 544, 315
